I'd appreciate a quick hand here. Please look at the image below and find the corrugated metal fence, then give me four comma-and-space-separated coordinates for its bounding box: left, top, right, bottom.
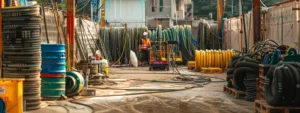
224, 1, 300, 52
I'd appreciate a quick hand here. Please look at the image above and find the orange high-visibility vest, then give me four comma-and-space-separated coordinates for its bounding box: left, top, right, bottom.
141, 39, 150, 50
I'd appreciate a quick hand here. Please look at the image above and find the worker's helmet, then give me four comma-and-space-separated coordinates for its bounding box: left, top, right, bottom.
143, 32, 148, 36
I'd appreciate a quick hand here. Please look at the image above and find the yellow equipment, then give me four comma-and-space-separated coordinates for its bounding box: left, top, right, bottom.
0, 78, 24, 113
195, 50, 237, 70
168, 41, 182, 64
149, 41, 182, 71
149, 41, 169, 71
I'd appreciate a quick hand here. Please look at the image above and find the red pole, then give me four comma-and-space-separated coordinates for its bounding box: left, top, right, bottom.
67, 0, 75, 70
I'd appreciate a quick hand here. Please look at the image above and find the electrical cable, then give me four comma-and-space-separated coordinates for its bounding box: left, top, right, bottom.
48, 105, 70, 113
260, 0, 268, 9
76, 0, 92, 12
69, 100, 95, 113
111, 28, 128, 65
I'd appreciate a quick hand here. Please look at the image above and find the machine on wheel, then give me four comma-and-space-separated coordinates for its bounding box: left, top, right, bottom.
149, 41, 169, 71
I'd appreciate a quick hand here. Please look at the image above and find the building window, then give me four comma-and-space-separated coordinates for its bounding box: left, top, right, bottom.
152, 0, 155, 12
159, 0, 163, 12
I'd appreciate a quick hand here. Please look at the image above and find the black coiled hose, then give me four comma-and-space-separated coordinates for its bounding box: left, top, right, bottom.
265, 62, 300, 106
265, 66, 284, 106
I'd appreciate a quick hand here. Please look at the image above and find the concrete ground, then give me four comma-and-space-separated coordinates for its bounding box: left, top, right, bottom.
26, 67, 253, 113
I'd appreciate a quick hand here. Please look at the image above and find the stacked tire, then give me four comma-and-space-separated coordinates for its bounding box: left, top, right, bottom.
265, 62, 300, 107
2, 6, 42, 110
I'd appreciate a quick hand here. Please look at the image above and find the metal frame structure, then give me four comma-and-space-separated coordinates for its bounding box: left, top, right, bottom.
253, 0, 261, 43
217, 0, 224, 36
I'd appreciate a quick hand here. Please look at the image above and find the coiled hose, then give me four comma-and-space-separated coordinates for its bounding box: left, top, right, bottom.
265, 62, 300, 106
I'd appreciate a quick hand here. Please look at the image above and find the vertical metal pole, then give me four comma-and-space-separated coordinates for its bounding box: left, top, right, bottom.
0, 0, 3, 77
231, 0, 233, 14
281, 7, 283, 44
91, 0, 93, 22
241, 0, 248, 52
217, 0, 223, 36
239, 0, 242, 16
101, 0, 105, 27
253, 0, 261, 43
191, 1, 194, 20
67, 0, 75, 71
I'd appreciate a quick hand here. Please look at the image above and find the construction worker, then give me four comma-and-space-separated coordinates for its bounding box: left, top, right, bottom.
139, 32, 151, 66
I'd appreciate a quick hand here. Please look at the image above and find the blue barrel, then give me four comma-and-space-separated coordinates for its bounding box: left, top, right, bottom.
41, 77, 65, 98
41, 44, 66, 99
41, 44, 66, 74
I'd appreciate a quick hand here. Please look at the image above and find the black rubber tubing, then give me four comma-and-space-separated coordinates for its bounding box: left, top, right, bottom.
265, 66, 284, 106
235, 61, 259, 70
282, 65, 294, 106
277, 62, 300, 106
229, 59, 239, 68
244, 57, 260, 64
226, 74, 233, 81
238, 54, 251, 62
292, 67, 300, 106
231, 54, 242, 61
233, 67, 258, 90
226, 68, 235, 75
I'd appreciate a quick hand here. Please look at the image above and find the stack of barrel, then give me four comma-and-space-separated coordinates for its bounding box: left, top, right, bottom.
41, 44, 66, 100
2, 6, 42, 110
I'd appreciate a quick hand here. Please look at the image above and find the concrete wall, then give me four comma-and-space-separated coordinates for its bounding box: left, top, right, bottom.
105, 0, 145, 27
145, 0, 173, 19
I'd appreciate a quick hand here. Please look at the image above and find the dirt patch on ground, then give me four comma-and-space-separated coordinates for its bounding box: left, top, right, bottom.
74, 95, 252, 113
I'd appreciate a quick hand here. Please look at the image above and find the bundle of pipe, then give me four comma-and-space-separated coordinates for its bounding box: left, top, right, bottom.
194, 50, 237, 69
2, 6, 42, 110
225, 40, 288, 101
99, 27, 148, 64
197, 19, 221, 50
149, 25, 196, 62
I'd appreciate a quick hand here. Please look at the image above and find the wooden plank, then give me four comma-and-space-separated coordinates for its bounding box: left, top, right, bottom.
201, 67, 223, 74
223, 86, 245, 99
255, 100, 300, 113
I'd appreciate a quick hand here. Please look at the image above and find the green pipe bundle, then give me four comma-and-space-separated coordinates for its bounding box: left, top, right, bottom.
197, 19, 221, 50
99, 27, 148, 64
149, 25, 196, 62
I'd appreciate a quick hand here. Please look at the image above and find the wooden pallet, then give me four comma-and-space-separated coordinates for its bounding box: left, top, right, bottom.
201, 67, 223, 74
223, 86, 246, 99
257, 64, 270, 100
257, 77, 266, 100
254, 100, 300, 113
